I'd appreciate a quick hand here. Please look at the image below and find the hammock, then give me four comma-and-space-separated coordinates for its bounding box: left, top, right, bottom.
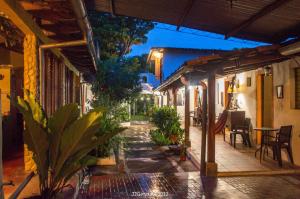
214, 76, 235, 134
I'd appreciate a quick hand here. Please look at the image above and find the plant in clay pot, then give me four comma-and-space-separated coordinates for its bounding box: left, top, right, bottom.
150, 107, 184, 148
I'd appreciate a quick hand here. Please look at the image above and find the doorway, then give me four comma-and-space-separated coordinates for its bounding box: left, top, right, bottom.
256, 74, 273, 144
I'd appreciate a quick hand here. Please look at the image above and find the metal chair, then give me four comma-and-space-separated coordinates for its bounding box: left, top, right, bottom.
269, 125, 294, 167
230, 118, 252, 148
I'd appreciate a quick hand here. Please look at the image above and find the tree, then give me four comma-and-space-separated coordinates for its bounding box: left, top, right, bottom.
91, 57, 142, 105
89, 11, 155, 60
89, 12, 154, 105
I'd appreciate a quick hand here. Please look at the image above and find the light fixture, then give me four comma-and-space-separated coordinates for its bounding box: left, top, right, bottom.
264, 66, 272, 76
152, 51, 163, 59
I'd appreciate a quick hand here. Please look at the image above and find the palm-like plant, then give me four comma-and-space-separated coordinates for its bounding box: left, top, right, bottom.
12, 92, 121, 198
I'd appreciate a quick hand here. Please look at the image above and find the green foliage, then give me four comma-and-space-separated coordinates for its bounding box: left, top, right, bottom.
89, 12, 154, 106
92, 57, 142, 105
151, 106, 184, 144
11, 91, 122, 198
150, 129, 171, 146
89, 12, 154, 60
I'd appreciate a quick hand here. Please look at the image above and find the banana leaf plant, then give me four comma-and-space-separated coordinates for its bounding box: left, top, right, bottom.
11, 91, 122, 198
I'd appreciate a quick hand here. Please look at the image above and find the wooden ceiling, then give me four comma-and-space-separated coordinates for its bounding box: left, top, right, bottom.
18, 0, 95, 74
0, 15, 24, 53
87, 0, 300, 44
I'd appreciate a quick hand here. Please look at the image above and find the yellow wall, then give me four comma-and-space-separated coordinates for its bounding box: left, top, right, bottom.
273, 57, 300, 166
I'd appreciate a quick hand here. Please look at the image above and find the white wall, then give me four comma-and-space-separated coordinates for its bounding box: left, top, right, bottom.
216, 78, 225, 116
272, 57, 300, 166
235, 71, 257, 131
176, 87, 185, 120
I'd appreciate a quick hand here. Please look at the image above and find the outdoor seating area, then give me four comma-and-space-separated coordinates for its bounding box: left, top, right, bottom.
189, 126, 299, 173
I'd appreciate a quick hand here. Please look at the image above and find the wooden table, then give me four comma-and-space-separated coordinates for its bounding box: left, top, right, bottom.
253, 127, 279, 163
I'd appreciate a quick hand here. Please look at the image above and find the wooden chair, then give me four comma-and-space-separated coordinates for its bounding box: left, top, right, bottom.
230, 118, 252, 148
268, 125, 293, 167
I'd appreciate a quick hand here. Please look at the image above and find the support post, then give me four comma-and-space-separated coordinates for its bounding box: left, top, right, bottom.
173, 88, 177, 111
200, 82, 207, 175
23, 34, 38, 172
206, 73, 218, 176
0, 90, 3, 199
184, 85, 191, 147
166, 90, 170, 106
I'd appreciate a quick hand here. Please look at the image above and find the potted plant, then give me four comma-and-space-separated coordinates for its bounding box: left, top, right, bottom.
150, 107, 184, 154
11, 91, 121, 198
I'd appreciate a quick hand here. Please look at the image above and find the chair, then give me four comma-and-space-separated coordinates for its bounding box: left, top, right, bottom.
268, 125, 293, 167
230, 118, 252, 148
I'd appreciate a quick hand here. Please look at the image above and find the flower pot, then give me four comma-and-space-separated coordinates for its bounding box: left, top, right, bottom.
96, 154, 116, 165
180, 155, 186, 161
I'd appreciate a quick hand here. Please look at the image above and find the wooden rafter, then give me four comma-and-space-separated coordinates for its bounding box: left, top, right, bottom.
225, 0, 292, 39
176, 0, 195, 31
40, 24, 80, 34
109, 0, 116, 16
27, 10, 76, 22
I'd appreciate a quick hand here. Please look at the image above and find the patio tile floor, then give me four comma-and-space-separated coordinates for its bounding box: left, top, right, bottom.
189, 126, 299, 172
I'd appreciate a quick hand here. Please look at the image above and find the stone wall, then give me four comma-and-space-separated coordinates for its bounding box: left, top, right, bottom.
23, 34, 37, 171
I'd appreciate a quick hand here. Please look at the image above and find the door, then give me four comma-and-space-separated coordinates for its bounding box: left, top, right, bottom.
256, 74, 273, 144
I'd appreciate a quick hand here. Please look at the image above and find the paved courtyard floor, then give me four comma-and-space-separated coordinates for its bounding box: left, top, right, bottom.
7, 123, 300, 198
78, 124, 300, 198
189, 126, 299, 172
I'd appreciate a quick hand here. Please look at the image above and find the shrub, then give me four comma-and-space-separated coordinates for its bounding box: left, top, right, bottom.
150, 129, 171, 146
151, 106, 184, 144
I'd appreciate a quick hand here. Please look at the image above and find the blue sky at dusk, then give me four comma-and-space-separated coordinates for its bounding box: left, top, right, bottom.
129, 23, 266, 57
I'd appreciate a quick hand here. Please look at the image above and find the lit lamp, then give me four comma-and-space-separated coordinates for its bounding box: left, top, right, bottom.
227, 79, 240, 94
264, 66, 272, 76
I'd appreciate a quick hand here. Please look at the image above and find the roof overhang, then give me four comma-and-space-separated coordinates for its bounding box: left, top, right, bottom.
155, 44, 290, 92
1, 0, 98, 76
87, 0, 300, 44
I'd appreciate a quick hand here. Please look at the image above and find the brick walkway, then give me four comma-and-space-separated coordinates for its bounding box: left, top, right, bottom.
122, 124, 197, 173
78, 172, 300, 198
14, 124, 300, 198
76, 124, 300, 198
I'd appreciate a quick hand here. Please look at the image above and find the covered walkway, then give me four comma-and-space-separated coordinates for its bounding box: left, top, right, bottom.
188, 126, 300, 173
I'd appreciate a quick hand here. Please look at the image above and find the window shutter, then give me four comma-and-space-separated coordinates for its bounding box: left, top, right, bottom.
295, 68, 300, 109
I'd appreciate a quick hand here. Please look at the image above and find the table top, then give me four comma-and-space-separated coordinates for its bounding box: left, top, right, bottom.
253, 127, 279, 131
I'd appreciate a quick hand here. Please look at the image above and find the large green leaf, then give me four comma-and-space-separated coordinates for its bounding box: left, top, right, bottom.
54, 129, 121, 183
54, 109, 103, 176
24, 90, 47, 127
48, 103, 80, 168
19, 101, 49, 182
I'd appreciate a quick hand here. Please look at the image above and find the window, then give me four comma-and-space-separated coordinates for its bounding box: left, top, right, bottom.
295, 68, 300, 109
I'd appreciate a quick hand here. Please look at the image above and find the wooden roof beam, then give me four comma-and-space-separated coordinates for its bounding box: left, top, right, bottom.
176, 0, 195, 31
225, 0, 292, 40
109, 0, 116, 16
0, 0, 79, 74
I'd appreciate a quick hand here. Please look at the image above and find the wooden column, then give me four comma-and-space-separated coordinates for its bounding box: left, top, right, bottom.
173, 88, 177, 111
166, 90, 170, 106
206, 73, 218, 176
184, 85, 191, 147
200, 81, 207, 175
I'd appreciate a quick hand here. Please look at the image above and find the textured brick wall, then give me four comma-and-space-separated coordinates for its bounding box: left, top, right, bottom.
23, 34, 37, 171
